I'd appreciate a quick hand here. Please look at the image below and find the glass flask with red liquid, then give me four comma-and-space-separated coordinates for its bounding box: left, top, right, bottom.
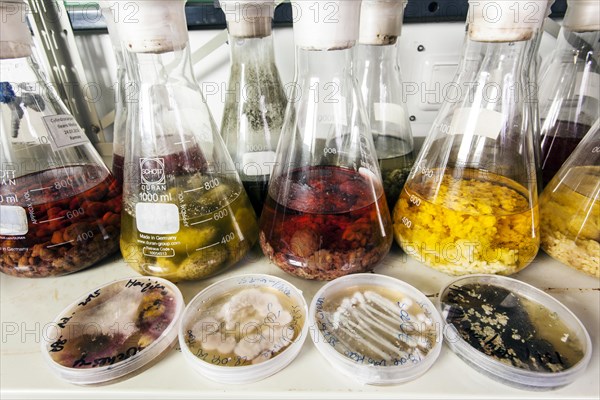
259, 0, 393, 281
109, 0, 258, 281
538, 0, 600, 187
0, 1, 121, 277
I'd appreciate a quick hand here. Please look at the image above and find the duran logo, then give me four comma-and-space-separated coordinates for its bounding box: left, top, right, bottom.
140, 158, 165, 185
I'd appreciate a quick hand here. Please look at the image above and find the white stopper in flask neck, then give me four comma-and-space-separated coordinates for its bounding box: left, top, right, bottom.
292, 0, 361, 50
359, 0, 407, 45
467, 0, 549, 42
0, 0, 32, 59
219, 0, 276, 38
106, 0, 189, 54
563, 0, 600, 32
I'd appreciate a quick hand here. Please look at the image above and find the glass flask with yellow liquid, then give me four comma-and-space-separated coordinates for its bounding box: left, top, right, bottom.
393, 0, 552, 275
540, 121, 599, 277
107, 0, 258, 281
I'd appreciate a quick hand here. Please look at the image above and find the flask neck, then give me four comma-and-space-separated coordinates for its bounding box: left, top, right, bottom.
358, 43, 398, 64
229, 33, 276, 67
554, 28, 600, 64
124, 44, 195, 86
461, 38, 531, 88
356, 43, 399, 79
296, 47, 353, 81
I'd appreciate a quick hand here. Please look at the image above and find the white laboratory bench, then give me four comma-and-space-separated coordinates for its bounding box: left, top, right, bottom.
1, 246, 599, 399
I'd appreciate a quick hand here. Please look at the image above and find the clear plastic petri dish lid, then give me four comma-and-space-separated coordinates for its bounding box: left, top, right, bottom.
41, 277, 184, 385
309, 273, 444, 385
437, 274, 593, 391
178, 274, 309, 384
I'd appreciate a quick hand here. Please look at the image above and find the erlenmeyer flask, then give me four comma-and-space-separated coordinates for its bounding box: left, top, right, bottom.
110, 0, 259, 281
527, 0, 555, 194
99, 1, 128, 185
538, 0, 600, 186
540, 120, 599, 277
356, 0, 414, 211
393, 0, 550, 276
219, 0, 287, 216
0, 1, 121, 277
259, 0, 393, 281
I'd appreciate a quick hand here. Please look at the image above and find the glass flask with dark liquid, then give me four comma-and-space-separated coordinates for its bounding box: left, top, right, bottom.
0, 2, 121, 277
393, 0, 550, 276
220, 0, 287, 216
99, 2, 128, 186
356, 0, 415, 210
259, 0, 393, 281
110, 0, 258, 281
540, 120, 592, 185
538, 0, 599, 186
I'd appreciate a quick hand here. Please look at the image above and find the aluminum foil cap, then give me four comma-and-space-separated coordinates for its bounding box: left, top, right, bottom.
0, 1, 32, 59
467, 0, 549, 42
359, 0, 407, 45
105, 0, 188, 54
292, 0, 361, 50
563, 0, 600, 32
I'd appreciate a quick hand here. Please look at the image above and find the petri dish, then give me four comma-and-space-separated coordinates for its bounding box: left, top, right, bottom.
309, 273, 443, 385
178, 274, 308, 384
437, 274, 592, 390
41, 277, 184, 385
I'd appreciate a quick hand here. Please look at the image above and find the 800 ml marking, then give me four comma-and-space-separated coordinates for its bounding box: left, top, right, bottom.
184, 178, 221, 194
418, 164, 434, 179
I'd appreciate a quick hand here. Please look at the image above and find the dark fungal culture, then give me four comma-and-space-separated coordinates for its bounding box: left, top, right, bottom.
442, 283, 584, 373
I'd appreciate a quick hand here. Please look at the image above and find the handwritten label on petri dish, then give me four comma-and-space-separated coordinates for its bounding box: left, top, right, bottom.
315, 287, 437, 367
46, 278, 180, 370
236, 275, 293, 297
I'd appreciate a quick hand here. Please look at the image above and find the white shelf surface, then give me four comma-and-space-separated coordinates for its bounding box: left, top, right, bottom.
1, 247, 599, 399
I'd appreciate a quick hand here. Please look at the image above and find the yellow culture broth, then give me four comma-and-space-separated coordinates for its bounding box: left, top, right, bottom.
540, 166, 600, 277
393, 169, 539, 275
